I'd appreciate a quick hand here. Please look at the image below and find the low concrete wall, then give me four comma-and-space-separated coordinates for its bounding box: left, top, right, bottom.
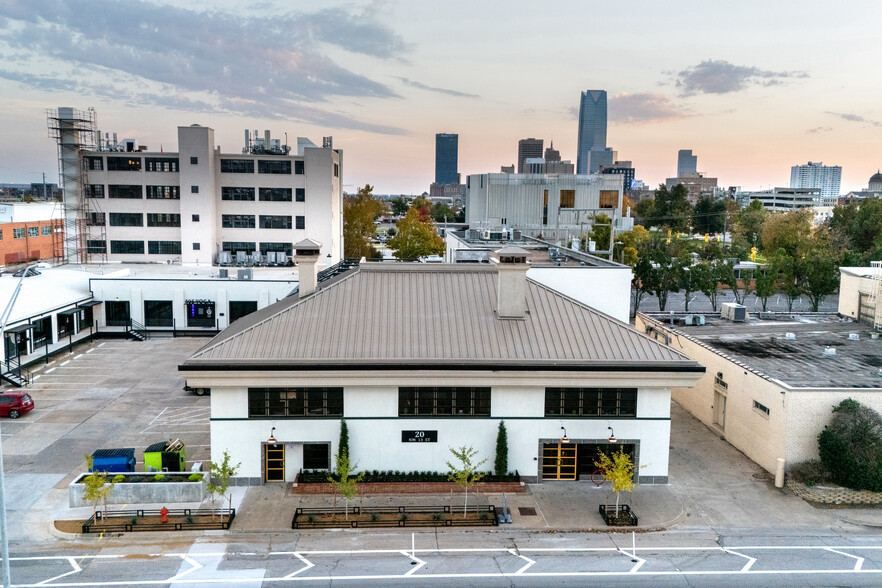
788, 480, 882, 505
69, 473, 207, 508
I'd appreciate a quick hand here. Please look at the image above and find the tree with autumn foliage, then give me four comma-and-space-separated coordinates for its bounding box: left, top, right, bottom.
388, 206, 445, 261
343, 184, 387, 259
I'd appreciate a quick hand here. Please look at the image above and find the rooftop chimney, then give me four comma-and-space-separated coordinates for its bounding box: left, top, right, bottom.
493, 246, 530, 319
294, 238, 322, 297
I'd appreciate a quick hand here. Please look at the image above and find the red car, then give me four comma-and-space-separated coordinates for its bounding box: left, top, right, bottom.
0, 392, 34, 419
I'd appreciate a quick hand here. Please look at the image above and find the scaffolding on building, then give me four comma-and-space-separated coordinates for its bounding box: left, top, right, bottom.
871, 261, 882, 332
46, 107, 105, 264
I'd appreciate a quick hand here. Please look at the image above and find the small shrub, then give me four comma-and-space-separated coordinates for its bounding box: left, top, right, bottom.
479, 512, 489, 521
818, 398, 882, 491
129, 516, 138, 526
188, 473, 204, 482
400, 514, 408, 522
307, 515, 315, 523
432, 513, 443, 521
370, 512, 379, 522
185, 514, 195, 524
112, 475, 126, 484
154, 474, 166, 482
788, 460, 831, 487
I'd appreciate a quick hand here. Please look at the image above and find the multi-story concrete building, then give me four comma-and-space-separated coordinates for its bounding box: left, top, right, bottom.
665, 172, 718, 204
434, 133, 459, 185
600, 161, 636, 194
677, 149, 697, 176
742, 187, 820, 212
50, 108, 342, 265
790, 161, 841, 199
517, 138, 543, 174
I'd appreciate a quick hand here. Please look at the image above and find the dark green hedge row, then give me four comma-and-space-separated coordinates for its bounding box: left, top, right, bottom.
298, 470, 520, 484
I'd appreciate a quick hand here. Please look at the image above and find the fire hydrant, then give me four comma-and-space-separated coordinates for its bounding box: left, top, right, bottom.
160, 507, 169, 523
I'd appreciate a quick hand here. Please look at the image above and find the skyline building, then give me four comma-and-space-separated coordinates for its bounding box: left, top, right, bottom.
517, 138, 543, 174
677, 149, 697, 176
544, 141, 561, 162
790, 161, 841, 200
434, 133, 459, 185
576, 90, 608, 174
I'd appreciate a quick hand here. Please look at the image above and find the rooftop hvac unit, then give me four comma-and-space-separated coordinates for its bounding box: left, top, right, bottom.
218, 269, 228, 278
759, 311, 773, 320
238, 269, 252, 280
721, 302, 747, 322
218, 251, 233, 266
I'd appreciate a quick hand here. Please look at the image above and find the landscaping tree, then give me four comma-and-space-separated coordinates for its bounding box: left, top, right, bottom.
494, 421, 508, 477
431, 202, 454, 223
719, 260, 751, 305
677, 253, 699, 312
800, 245, 840, 311
328, 451, 365, 520
338, 419, 350, 459
619, 225, 650, 266
694, 260, 724, 311
692, 195, 726, 236
753, 264, 777, 312
818, 399, 882, 492
390, 196, 409, 216
585, 214, 612, 253
652, 183, 693, 233
633, 198, 655, 228
446, 445, 487, 518
207, 450, 240, 518
761, 209, 813, 259
630, 251, 655, 318
388, 206, 445, 260
594, 448, 637, 516
343, 184, 386, 259
82, 454, 117, 522
649, 241, 680, 312
772, 251, 802, 311
734, 199, 768, 249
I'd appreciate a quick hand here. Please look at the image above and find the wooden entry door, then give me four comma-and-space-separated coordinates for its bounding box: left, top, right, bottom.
265, 443, 285, 482
542, 443, 577, 480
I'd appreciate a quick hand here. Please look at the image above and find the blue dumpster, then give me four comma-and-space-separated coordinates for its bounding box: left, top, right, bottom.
90, 448, 136, 473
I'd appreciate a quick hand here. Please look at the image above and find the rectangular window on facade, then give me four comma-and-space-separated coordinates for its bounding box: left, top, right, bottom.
109, 240, 145, 254
229, 300, 258, 323
193, 243, 200, 250
333, 163, 339, 177
303, 444, 330, 469
146, 213, 181, 227
258, 160, 291, 174
398, 387, 491, 416
145, 158, 179, 172
559, 189, 575, 209
105, 300, 130, 326
144, 300, 173, 327
41, 226, 51, 236
108, 185, 143, 199
222, 214, 256, 229
259, 215, 292, 229
222, 241, 256, 253
260, 242, 292, 256
13, 228, 24, 239
599, 190, 618, 209
753, 400, 770, 416
86, 213, 105, 226
544, 388, 638, 418
109, 213, 143, 227
192, 214, 200, 222
295, 216, 305, 230
220, 159, 255, 173
147, 241, 182, 255
191, 185, 199, 194
86, 184, 105, 198
294, 160, 304, 175
146, 185, 180, 199
295, 188, 305, 202
27, 227, 38, 237
87, 240, 107, 254
84, 156, 104, 171
0, 230, 3, 240
190, 156, 198, 165
247, 388, 344, 417
258, 187, 292, 201
106, 156, 142, 171
222, 187, 256, 201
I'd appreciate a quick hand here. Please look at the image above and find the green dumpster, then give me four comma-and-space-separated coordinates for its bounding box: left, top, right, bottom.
144, 439, 186, 472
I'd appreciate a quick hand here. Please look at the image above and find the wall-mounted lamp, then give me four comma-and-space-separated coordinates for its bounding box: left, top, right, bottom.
607, 426, 617, 444
560, 427, 570, 444
267, 426, 278, 445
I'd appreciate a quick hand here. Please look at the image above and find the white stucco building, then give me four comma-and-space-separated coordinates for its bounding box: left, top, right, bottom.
180, 247, 704, 486
790, 161, 841, 199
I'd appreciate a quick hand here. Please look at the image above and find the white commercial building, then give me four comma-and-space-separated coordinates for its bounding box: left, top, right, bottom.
180, 247, 704, 485
0, 203, 60, 223
790, 161, 841, 199
743, 187, 821, 212
464, 173, 626, 242
49, 108, 343, 265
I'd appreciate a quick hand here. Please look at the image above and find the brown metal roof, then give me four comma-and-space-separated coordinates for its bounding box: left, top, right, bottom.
182, 265, 701, 370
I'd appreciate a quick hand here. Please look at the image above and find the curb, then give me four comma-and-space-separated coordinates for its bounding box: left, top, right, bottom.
48, 522, 82, 541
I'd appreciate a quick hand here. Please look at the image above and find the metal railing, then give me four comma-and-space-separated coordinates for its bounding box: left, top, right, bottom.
292, 504, 498, 529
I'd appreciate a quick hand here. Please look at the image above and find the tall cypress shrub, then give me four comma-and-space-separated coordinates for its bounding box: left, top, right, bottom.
338, 419, 350, 459
494, 421, 508, 476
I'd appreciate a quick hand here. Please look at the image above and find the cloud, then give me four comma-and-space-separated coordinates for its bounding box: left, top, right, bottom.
676, 60, 808, 96
396, 77, 478, 98
825, 111, 882, 127
0, 0, 410, 133
608, 92, 688, 125
806, 126, 833, 134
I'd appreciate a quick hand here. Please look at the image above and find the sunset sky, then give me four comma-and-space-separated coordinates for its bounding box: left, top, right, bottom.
1, 0, 880, 194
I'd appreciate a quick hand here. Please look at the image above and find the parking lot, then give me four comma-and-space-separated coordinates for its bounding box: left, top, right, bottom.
0, 336, 210, 542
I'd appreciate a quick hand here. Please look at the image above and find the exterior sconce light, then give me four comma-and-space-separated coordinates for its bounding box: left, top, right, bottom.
267, 427, 278, 445
560, 427, 570, 444
607, 426, 617, 444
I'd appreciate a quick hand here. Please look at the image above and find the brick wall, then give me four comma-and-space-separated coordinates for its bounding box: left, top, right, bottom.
0, 219, 63, 265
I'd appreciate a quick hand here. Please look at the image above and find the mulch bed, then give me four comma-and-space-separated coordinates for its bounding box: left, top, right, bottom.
56, 514, 230, 534
293, 508, 497, 528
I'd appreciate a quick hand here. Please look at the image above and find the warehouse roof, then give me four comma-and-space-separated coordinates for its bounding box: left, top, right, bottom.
181, 264, 702, 371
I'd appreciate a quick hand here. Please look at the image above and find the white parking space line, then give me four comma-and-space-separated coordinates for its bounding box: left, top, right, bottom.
824, 548, 864, 571
86, 348, 95, 353
34, 556, 81, 585
44, 368, 55, 374
59, 360, 70, 366
97, 342, 106, 347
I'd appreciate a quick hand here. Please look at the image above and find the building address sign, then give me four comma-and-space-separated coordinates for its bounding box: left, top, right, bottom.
401, 430, 438, 443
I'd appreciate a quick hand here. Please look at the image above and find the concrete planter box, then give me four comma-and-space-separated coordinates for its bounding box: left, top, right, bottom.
69, 473, 207, 508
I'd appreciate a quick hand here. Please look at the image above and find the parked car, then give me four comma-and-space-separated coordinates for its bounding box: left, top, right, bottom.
0, 391, 34, 419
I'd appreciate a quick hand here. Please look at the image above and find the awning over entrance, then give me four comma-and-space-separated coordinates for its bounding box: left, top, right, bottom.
57, 308, 79, 316
77, 300, 102, 308
5, 324, 34, 334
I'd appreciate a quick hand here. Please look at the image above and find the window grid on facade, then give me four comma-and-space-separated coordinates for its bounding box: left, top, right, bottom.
295, 216, 305, 230
41, 226, 51, 236
146, 213, 181, 227
220, 159, 255, 173
294, 160, 304, 175
599, 190, 618, 209
559, 190, 575, 209
192, 214, 200, 222
109, 240, 145, 254
221, 187, 256, 201
109, 213, 143, 227
260, 242, 292, 255
27, 227, 38, 237
145, 158, 179, 172
107, 157, 142, 171
258, 187, 292, 202
192, 243, 200, 250
108, 185, 142, 199
398, 387, 491, 416
147, 241, 182, 255
146, 185, 180, 199
544, 388, 638, 418
259, 215, 292, 229
753, 400, 770, 416
13, 228, 24, 239
296, 188, 305, 202
248, 388, 344, 417
86, 184, 105, 198
87, 213, 105, 226
191, 185, 199, 194
221, 214, 256, 229
258, 160, 291, 175
84, 156, 104, 171
222, 241, 256, 253
190, 157, 198, 165
87, 240, 106, 253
